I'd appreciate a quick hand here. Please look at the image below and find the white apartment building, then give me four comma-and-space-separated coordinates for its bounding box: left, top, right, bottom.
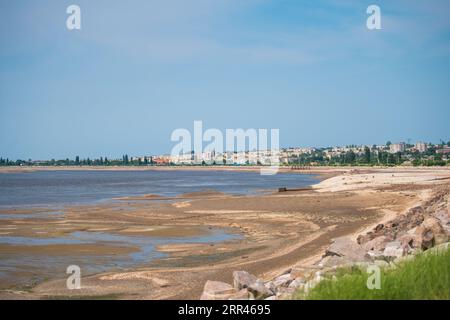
415, 142, 427, 153
390, 142, 406, 153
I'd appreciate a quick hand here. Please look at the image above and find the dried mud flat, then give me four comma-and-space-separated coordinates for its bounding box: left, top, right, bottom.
0, 167, 449, 300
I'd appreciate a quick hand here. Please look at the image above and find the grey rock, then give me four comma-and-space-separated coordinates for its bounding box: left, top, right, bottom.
272, 274, 292, 288
422, 217, 448, 245
288, 278, 305, 289
232, 271, 272, 299
383, 241, 406, 260
248, 279, 273, 299
325, 236, 370, 263
200, 280, 235, 300
227, 288, 254, 300
362, 236, 391, 252
233, 271, 258, 291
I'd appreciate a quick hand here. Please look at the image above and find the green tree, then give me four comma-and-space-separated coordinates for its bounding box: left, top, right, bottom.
363, 147, 371, 164
345, 150, 356, 164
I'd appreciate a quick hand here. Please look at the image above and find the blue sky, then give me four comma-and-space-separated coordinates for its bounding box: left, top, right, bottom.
1, 0, 449, 159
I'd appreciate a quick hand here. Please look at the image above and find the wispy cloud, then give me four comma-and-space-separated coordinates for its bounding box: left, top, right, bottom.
2, 0, 449, 66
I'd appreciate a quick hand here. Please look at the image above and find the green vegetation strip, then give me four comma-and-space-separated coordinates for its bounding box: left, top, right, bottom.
295, 248, 450, 300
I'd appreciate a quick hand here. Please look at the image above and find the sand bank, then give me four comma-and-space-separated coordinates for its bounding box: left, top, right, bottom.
0, 167, 449, 299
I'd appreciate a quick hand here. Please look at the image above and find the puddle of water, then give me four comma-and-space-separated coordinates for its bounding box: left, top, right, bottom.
0, 228, 242, 289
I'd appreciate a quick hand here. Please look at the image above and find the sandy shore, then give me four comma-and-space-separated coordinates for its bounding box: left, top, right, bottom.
0, 166, 449, 299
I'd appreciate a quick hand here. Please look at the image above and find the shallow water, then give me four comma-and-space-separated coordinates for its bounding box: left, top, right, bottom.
0, 170, 318, 290
0, 170, 319, 208
0, 228, 241, 289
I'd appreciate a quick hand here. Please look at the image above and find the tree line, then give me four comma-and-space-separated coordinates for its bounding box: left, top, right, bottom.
0, 155, 154, 167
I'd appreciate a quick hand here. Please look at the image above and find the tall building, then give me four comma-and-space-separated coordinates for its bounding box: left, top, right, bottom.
390, 142, 406, 153
415, 142, 427, 153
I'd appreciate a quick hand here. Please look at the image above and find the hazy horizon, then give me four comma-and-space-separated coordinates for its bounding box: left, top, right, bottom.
1, 0, 450, 160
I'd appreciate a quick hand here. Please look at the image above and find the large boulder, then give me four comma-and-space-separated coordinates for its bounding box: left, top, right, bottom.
325, 237, 370, 263
382, 241, 407, 260
362, 235, 392, 252
410, 217, 448, 250
413, 225, 434, 250
435, 209, 450, 234
232, 271, 272, 299
288, 278, 306, 289
247, 280, 273, 299
200, 280, 236, 300
399, 233, 422, 250
233, 271, 258, 290
228, 288, 254, 300
272, 274, 293, 288
422, 217, 448, 245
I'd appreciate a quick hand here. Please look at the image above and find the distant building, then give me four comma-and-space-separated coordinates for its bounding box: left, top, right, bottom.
152, 155, 171, 165
436, 146, 450, 155
390, 142, 406, 153
415, 142, 427, 153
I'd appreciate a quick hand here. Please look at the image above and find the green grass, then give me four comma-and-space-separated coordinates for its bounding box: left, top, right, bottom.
295, 247, 450, 300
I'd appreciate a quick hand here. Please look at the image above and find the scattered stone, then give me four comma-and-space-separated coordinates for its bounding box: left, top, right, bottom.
233, 271, 258, 291
362, 235, 392, 252
264, 281, 277, 295
228, 288, 254, 300
201, 186, 450, 302
232, 271, 272, 299
272, 274, 292, 288
288, 278, 305, 289
247, 279, 273, 299
435, 209, 450, 234
325, 237, 370, 263
382, 241, 407, 260
399, 233, 421, 250
200, 280, 235, 300
414, 225, 435, 250
366, 250, 386, 261
422, 217, 448, 245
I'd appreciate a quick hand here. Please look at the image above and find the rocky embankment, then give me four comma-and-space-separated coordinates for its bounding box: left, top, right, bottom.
200, 186, 450, 300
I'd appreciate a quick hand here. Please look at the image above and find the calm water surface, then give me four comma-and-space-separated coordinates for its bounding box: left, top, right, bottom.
0, 170, 319, 208
0, 170, 318, 289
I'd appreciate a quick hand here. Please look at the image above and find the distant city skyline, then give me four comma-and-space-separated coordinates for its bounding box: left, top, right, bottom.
1, 139, 448, 162
1, 0, 450, 160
